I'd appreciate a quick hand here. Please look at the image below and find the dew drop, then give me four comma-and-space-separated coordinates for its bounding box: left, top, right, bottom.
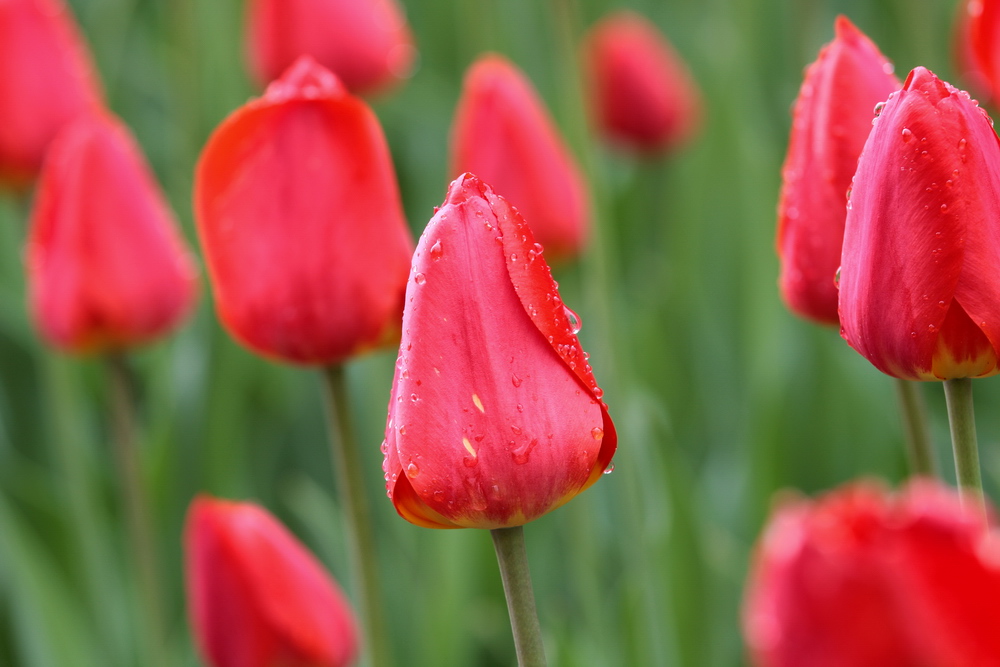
511, 374, 523, 387
511, 425, 522, 435
940, 203, 949, 213
593, 387, 605, 399
901, 127, 913, 143
564, 306, 583, 334
398, 425, 407, 435
380, 439, 389, 455
432, 490, 445, 503
592, 427, 604, 440
414, 272, 427, 285
959, 138, 968, 151
603, 462, 616, 475
874, 101, 886, 116
516, 403, 524, 413
410, 393, 419, 402
406, 462, 420, 478
928, 323, 938, 333
430, 239, 443, 260
910, 331, 918, 338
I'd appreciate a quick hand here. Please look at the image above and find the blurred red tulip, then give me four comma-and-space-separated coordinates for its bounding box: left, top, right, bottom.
382, 173, 616, 529
958, 0, 1000, 105
27, 113, 197, 353
246, 0, 415, 95
195, 56, 414, 366
743, 480, 1000, 667
582, 10, 701, 154
776, 17, 899, 326
450, 54, 588, 262
0, 0, 103, 187
186, 496, 359, 667
838, 67, 1000, 380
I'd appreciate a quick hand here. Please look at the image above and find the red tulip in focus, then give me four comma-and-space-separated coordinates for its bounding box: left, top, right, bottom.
27, 113, 197, 353
186, 496, 359, 667
582, 10, 701, 154
0, 0, 103, 187
838, 67, 1000, 380
743, 481, 1000, 667
958, 0, 1000, 104
450, 55, 588, 262
246, 0, 415, 95
776, 16, 899, 325
382, 173, 616, 529
195, 56, 414, 366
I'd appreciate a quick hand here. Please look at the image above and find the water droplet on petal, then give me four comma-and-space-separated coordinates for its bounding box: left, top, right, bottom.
874, 101, 886, 116
901, 127, 913, 143
564, 306, 583, 334
414, 272, 427, 285
430, 239, 443, 260
511, 374, 522, 387
592, 427, 604, 440
406, 463, 420, 478
603, 462, 615, 475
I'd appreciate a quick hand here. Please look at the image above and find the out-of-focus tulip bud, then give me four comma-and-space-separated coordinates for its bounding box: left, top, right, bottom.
581, 10, 701, 154
958, 0, 1000, 105
450, 54, 588, 262
186, 496, 359, 667
0, 0, 103, 187
27, 113, 197, 353
776, 16, 899, 325
246, 0, 415, 95
195, 56, 414, 366
838, 67, 1000, 380
743, 480, 1000, 667
382, 173, 616, 529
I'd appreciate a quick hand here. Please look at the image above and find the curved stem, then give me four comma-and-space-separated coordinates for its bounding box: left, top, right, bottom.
490, 526, 548, 667
320, 365, 391, 667
105, 353, 167, 667
892, 378, 937, 477
942, 378, 984, 510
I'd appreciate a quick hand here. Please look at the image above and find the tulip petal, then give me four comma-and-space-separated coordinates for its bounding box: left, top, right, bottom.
196, 56, 413, 366
840, 67, 1000, 379
386, 174, 614, 529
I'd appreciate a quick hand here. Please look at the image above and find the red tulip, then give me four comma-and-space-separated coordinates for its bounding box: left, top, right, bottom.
958, 0, 1000, 105
581, 10, 701, 154
186, 496, 359, 667
450, 54, 588, 262
743, 480, 1000, 667
0, 0, 103, 187
838, 67, 1000, 380
382, 173, 616, 529
776, 16, 899, 325
27, 113, 197, 353
195, 56, 414, 366
246, 0, 415, 95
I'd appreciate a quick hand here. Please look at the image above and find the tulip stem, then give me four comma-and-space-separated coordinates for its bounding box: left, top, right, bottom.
893, 379, 937, 477
320, 365, 392, 667
490, 526, 548, 667
105, 353, 167, 667
942, 378, 985, 509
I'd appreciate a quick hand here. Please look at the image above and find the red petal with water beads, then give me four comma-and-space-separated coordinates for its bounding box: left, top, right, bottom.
384, 174, 615, 529
839, 67, 1000, 380
195, 56, 413, 366
776, 16, 899, 325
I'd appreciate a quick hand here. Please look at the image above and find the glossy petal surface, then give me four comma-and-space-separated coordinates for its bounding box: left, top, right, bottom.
776, 16, 899, 325
384, 174, 615, 529
247, 0, 414, 95
582, 10, 701, 154
839, 67, 1000, 380
744, 480, 1000, 667
196, 56, 413, 366
961, 0, 1000, 105
27, 113, 197, 353
186, 496, 359, 667
0, 0, 102, 187
450, 55, 588, 262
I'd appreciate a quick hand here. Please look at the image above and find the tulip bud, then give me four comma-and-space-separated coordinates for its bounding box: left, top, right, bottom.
185, 496, 359, 667
195, 56, 414, 366
776, 16, 899, 325
743, 480, 1000, 667
450, 55, 588, 262
246, 0, 415, 95
838, 67, 1000, 380
581, 10, 701, 154
27, 113, 197, 353
382, 173, 616, 529
0, 0, 103, 187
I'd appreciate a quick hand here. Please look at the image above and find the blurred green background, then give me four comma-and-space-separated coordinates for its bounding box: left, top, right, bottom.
0, 0, 990, 665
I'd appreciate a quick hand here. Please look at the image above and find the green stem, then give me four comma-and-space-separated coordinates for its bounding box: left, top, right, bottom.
490, 526, 547, 667
942, 378, 984, 509
320, 365, 391, 667
105, 353, 167, 667
892, 378, 937, 477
